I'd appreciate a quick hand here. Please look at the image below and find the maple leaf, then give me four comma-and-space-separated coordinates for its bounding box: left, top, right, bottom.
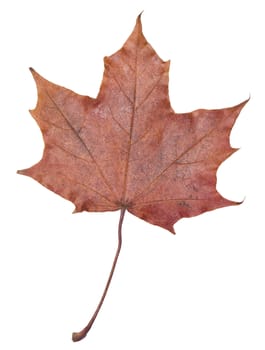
18, 14, 247, 342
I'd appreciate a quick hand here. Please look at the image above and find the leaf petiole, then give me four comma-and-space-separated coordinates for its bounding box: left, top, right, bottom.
72, 207, 126, 342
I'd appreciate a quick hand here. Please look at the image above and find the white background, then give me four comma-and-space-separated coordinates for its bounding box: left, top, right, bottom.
0, 0, 264, 349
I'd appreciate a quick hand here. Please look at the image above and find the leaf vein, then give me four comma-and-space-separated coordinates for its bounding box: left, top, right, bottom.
106, 103, 130, 135
132, 126, 217, 202
49, 168, 116, 206
109, 73, 133, 105
136, 73, 164, 110
132, 197, 216, 207
44, 90, 118, 200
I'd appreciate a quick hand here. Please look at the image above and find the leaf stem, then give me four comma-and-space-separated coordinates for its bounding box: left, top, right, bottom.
72, 207, 126, 342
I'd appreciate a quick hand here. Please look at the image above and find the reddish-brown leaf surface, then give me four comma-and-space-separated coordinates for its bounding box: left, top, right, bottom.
18, 15, 246, 233
18, 14, 247, 341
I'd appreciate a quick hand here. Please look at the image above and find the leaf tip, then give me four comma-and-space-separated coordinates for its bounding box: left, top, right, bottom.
73, 205, 86, 214
29, 67, 37, 77
235, 197, 245, 205
29, 67, 41, 82
135, 11, 143, 30
17, 168, 32, 178
237, 97, 250, 110
137, 10, 144, 20
168, 225, 176, 234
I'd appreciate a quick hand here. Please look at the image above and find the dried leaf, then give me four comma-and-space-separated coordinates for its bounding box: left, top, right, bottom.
18, 14, 246, 341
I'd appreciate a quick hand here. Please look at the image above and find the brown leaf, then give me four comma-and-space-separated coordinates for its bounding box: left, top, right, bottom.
18, 14, 247, 340
18, 15, 246, 233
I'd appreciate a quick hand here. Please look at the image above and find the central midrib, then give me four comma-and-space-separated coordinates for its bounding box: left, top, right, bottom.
120, 31, 140, 206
